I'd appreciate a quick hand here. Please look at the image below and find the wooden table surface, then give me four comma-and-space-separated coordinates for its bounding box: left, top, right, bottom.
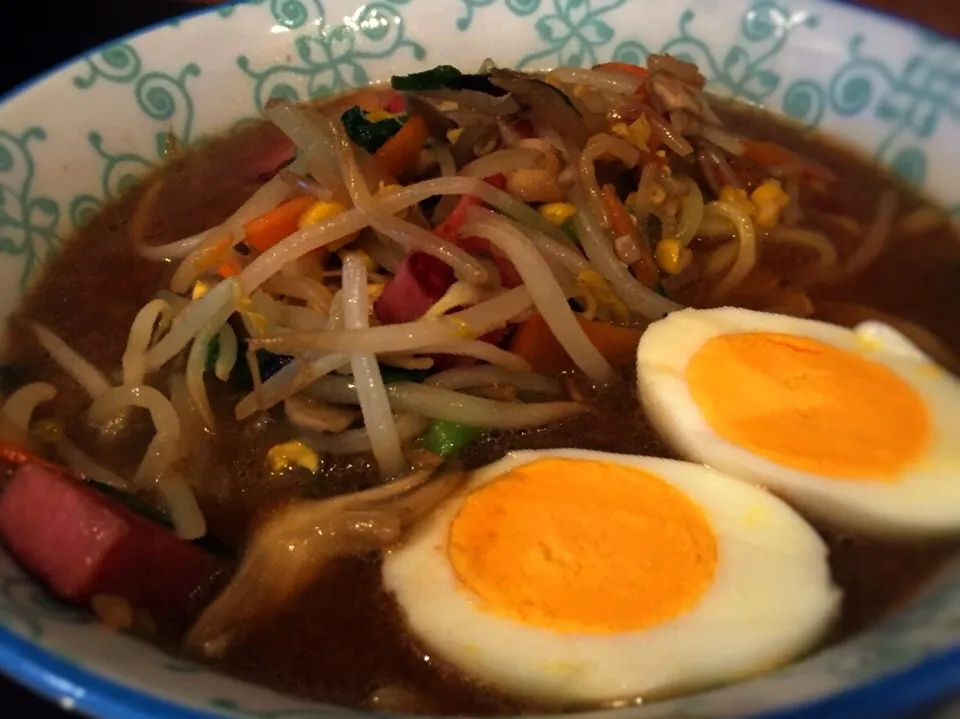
0, 0, 957, 717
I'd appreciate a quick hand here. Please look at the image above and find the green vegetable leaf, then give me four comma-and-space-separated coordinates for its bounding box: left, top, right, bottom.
560, 218, 579, 244
391, 65, 507, 96
420, 419, 483, 457
204, 334, 220, 374
340, 105, 406, 154
391, 65, 463, 91
378, 365, 430, 385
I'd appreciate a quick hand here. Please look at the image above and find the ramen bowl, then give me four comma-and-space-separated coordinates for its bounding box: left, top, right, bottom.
0, 0, 959, 717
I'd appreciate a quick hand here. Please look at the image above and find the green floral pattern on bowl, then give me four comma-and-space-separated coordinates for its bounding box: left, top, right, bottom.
0, 1, 958, 717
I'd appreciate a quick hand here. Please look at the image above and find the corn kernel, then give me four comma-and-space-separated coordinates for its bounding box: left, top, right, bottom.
364, 108, 397, 123
191, 280, 210, 300
31, 418, 62, 444
719, 185, 757, 218
538, 202, 577, 226
655, 239, 693, 275
446, 127, 464, 144
339, 248, 377, 272
576, 270, 629, 323
367, 283, 385, 301
750, 179, 790, 229
298, 200, 348, 229
627, 116, 651, 149
91, 594, 134, 631
267, 440, 319, 474
611, 122, 632, 141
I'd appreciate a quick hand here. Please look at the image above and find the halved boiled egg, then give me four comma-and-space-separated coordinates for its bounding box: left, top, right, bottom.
382, 449, 839, 705
636, 307, 960, 538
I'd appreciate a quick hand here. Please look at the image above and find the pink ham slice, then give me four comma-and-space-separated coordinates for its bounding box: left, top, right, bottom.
0, 463, 220, 621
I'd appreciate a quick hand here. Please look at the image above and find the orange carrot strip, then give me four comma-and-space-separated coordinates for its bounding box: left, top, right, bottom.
242, 195, 316, 253
374, 115, 428, 178
594, 62, 649, 81
741, 139, 838, 183
601, 184, 659, 290
509, 313, 645, 375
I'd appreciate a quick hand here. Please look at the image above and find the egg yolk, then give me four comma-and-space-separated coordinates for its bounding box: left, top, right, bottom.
447, 458, 717, 634
686, 332, 931, 479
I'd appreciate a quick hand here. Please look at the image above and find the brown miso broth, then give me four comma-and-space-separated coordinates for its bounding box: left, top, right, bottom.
3, 81, 960, 715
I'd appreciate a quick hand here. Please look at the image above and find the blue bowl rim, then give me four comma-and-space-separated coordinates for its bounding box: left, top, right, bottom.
0, 0, 958, 717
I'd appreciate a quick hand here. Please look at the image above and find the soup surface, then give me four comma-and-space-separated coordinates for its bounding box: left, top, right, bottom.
1, 58, 959, 714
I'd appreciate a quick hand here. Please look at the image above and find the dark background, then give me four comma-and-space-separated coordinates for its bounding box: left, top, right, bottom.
0, 0, 957, 717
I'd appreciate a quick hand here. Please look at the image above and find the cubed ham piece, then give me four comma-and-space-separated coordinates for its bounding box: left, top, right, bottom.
0, 463, 220, 621
374, 252, 455, 325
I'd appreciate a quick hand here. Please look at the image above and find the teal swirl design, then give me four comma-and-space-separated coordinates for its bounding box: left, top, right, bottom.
70, 44, 202, 225
0, 576, 90, 639
611, 1, 817, 103
456, 0, 541, 32
782, 32, 960, 186
238, 0, 426, 111
0, 128, 63, 290
72, 43, 143, 89
518, 0, 626, 69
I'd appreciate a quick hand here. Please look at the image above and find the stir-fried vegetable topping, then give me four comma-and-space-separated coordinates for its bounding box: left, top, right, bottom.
14, 54, 894, 577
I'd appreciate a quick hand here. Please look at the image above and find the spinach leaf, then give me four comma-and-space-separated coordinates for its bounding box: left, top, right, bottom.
340, 105, 405, 154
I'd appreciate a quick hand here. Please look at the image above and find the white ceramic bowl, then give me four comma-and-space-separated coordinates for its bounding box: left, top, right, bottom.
0, 1, 958, 717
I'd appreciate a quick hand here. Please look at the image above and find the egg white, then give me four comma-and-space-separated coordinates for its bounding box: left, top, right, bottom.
636, 307, 960, 538
382, 449, 839, 705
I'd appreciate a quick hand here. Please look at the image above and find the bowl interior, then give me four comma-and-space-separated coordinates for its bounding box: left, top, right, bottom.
1, 1, 959, 717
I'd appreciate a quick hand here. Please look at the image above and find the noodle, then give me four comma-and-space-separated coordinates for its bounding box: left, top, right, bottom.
0, 382, 56, 446
459, 148, 541, 178
386, 383, 585, 428
157, 474, 207, 540
304, 414, 429, 455
327, 113, 489, 285
845, 190, 899, 276
284, 396, 357, 434
253, 287, 533, 356
238, 175, 568, 294
461, 209, 616, 384
235, 353, 350, 420
572, 195, 680, 320
170, 175, 290, 291
214, 324, 239, 381
88, 385, 181, 485
670, 176, 705, 246
341, 252, 405, 478
413, 341, 531, 371
32, 323, 111, 399
547, 67, 643, 95
766, 226, 838, 267
146, 278, 238, 372
579, 134, 641, 228
55, 436, 128, 490
705, 200, 758, 298
426, 366, 561, 396
122, 299, 173, 387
